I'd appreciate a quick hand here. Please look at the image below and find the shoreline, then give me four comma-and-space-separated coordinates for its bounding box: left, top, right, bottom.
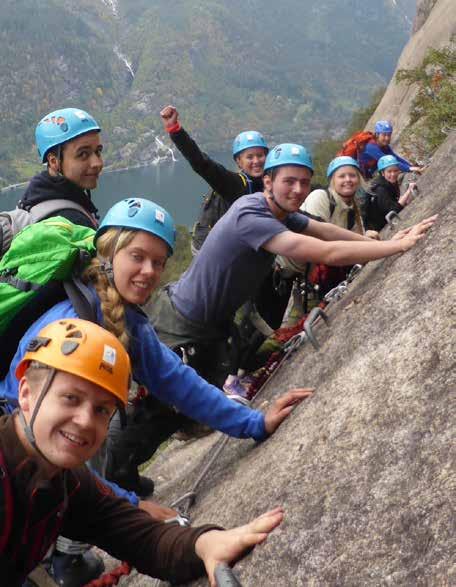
0, 154, 178, 194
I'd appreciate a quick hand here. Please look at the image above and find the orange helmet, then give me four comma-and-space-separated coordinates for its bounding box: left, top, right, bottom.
16, 319, 131, 407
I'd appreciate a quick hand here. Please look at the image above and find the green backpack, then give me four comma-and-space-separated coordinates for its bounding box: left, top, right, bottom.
0, 218, 96, 375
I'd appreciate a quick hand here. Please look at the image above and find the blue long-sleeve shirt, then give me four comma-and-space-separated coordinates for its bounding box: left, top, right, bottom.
1, 296, 267, 440
359, 142, 412, 179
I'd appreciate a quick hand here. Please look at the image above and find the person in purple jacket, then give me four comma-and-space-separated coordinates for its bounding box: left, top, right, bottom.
359, 120, 424, 179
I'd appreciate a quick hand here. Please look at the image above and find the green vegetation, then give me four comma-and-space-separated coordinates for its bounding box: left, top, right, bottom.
0, 0, 413, 186
161, 225, 192, 284
0, 0, 124, 186
396, 38, 456, 155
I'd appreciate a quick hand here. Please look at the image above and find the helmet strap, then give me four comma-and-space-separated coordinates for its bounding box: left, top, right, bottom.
56, 144, 64, 177
18, 367, 58, 466
267, 190, 289, 215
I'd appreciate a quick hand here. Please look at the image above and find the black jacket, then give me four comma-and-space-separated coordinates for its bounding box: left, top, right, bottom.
170, 127, 264, 250
19, 171, 99, 229
367, 174, 403, 231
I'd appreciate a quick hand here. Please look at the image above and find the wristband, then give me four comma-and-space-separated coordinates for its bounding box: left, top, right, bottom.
166, 122, 181, 134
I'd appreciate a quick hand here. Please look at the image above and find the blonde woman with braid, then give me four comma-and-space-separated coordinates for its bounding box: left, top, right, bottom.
0, 198, 313, 499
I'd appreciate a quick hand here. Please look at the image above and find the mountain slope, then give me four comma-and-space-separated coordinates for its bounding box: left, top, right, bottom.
0, 0, 415, 185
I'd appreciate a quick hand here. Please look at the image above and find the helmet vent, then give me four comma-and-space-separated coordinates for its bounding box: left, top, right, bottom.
26, 336, 51, 352
61, 340, 80, 356
127, 199, 142, 217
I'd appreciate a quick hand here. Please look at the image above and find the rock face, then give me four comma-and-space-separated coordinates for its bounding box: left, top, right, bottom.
122, 131, 455, 587
413, 0, 439, 33
367, 0, 456, 143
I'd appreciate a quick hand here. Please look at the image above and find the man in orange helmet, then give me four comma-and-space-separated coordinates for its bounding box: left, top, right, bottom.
0, 319, 284, 587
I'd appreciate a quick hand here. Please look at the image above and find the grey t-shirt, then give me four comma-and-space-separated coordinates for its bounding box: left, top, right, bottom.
170, 193, 309, 325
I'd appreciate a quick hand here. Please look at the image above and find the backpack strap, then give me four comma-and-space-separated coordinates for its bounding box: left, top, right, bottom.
0, 271, 42, 292
63, 250, 98, 323
326, 190, 356, 230
63, 277, 98, 323
29, 199, 97, 227
238, 172, 254, 194
326, 190, 336, 219
0, 449, 13, 554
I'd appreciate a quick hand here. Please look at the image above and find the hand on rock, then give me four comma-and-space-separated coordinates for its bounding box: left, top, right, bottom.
138, 500, 179, 522
264, 388, 314, 435
160, 105, 179, 130
392, 214, 437, 241
195, 507, 284, 587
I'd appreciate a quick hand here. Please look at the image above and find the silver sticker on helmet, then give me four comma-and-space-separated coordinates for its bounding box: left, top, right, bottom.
155, 210, 165, 224
103, 345, 117, 366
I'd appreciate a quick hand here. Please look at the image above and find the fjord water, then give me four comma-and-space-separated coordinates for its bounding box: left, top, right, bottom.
0, 152, 234, 228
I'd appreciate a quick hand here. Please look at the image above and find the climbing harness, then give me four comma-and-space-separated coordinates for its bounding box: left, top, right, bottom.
323, 264, 363, 305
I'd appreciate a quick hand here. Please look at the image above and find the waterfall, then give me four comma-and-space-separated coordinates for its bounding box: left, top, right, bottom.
114, 46, 135, 78
155, 137, 177, 162
101, 0, 119, 18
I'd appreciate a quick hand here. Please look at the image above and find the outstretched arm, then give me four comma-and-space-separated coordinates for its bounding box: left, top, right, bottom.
263, 218, 434, 266
160, 105, 242, 199
304, 218, 370, 242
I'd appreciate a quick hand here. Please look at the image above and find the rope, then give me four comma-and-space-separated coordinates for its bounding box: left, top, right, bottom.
83, 561, 132, 587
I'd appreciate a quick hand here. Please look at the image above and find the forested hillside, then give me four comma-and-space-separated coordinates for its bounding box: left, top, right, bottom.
0, 0, 415, 186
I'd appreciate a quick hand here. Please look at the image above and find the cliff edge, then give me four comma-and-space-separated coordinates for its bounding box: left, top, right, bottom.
367, 0, 456, 143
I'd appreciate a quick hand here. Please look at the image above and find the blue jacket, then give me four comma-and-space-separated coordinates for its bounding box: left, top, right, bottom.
359, 141, 412, 179
1, 296, 267, 439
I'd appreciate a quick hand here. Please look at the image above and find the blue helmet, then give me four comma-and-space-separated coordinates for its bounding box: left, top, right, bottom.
377, 155, 400, 172
96, 198, 176, 255
232, 131, 268, 158
327, 156, 360, 178
36, 108, 101, 163
264, 143, 314, 174
374, 120, 393, 135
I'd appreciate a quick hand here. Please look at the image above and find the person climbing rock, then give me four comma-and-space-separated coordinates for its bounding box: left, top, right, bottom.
1, 108, 106, 587
150, 143, 436, 391
0, 318, 285, 587
0, 197, 313, 519
300, 156, 379, 296
160, 104, 267, 254
18, 107, 103, 229
358, 120, 424, 179
364, 155, 417, 231
160, 105, 289, 371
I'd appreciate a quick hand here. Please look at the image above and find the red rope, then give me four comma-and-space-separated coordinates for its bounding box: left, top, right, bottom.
246, 301, 328, 401
83, 561, 132, 587
132, 385, 148, 406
